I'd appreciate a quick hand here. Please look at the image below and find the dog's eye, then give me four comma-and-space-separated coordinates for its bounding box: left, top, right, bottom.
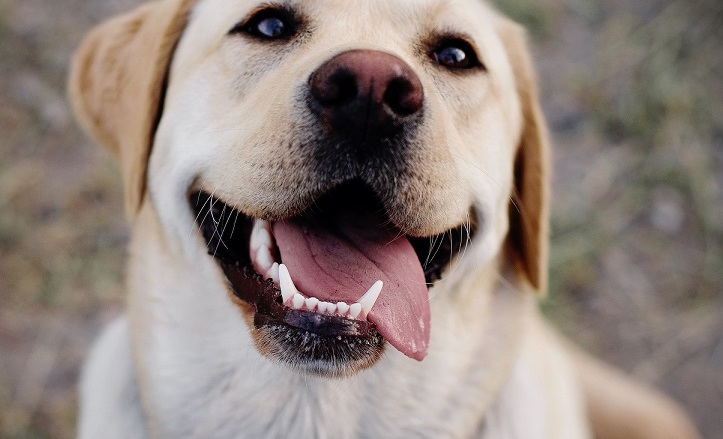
255, 16, 287, 38
431, 39, 483, 70
230, 8, 296, 40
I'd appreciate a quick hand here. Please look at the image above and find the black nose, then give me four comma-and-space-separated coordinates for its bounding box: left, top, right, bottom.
309, 50, 424, 138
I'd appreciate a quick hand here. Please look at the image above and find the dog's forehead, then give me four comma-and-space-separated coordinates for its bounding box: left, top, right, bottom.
169, 0, 512, 96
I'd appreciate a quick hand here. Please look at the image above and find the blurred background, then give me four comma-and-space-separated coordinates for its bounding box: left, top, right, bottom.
0, 0, 721, 437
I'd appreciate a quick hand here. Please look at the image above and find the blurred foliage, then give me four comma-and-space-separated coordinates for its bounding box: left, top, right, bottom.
494, 0, 551, 37
538, 6, 722, 433
544, 0, 722, 307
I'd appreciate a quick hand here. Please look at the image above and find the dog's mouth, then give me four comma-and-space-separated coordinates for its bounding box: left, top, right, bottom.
191, 181, 473, 374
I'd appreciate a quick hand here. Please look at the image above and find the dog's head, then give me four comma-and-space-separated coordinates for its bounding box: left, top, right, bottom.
70, 0, 549, 377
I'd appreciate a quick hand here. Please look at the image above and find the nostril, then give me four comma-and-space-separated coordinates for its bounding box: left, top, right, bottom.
384, 78, 423, 116
311, 69, 358, 107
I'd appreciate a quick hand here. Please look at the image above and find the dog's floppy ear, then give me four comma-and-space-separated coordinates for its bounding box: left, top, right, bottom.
499, 20, 551, 295
68, 0, 195, 217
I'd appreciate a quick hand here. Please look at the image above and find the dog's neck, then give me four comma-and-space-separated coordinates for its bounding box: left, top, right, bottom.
125, 202, 534, 438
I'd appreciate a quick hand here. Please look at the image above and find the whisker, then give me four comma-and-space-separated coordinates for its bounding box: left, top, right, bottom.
449, 216, 472, 279
219, 205, 234, 242
509, 192, 521, 215
448, 229, 454, 268
429, 231, 454, 297
462, 215, 472, 257
205, 192, 230, 256
212, 206, 231, 258
422, 235, 437, 269
386, 229, 406, 246
426, 233, 445, 269
198, 188, 218, 236
209, 205, 222, 256
229, 209, 240, 240
448, 149, 502, 189
190, 189, 211, 238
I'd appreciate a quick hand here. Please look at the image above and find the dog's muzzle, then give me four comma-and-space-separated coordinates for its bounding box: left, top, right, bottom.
188, 51, 474, 376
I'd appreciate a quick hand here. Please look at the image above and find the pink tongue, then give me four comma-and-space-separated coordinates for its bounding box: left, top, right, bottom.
272, 212, 430, 360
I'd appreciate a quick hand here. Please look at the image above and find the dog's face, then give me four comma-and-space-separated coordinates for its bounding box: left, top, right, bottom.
71, 0, 548, 377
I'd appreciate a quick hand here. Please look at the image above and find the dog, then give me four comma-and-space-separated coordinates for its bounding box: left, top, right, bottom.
68, 0, 701, 437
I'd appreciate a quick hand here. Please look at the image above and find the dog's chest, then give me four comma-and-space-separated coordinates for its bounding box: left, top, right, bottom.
146, 359, 483, 438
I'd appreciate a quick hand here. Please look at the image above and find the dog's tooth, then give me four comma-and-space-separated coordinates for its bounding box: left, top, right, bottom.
292, 293, 305, 310
261, 230, 273, 249
279, 264, 297, 303
266, 262, 280, 284
358, 280, 383, 319
336, 302, 350, 315
328, 303, 338, 315
250, 220, 261, 250
251, 220, 272, 251
257, 228, 273, 251
349, 303, 362, 319
256, 247, 273, 273
316, 301, 329, 314
305, 297, 319, 311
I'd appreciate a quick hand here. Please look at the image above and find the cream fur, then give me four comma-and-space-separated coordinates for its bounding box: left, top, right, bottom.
70, 0, 701, 438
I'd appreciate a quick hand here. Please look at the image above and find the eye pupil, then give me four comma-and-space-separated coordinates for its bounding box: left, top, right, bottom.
230, 8, 296, 39
257, 17, 285, 38
431, 38, 482, 70
437, 47, 467, 67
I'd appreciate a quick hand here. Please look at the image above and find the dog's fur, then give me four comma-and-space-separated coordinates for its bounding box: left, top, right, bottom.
69, 0, 701, 437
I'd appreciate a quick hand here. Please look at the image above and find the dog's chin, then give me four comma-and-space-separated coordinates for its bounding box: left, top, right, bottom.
218, 260, 386, 378
190, 181, 474, 377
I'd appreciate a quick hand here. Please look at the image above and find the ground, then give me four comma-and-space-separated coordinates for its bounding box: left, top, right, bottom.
0, 0, 721, 437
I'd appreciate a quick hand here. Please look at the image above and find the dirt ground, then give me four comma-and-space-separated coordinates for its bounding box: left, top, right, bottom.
1, 0, 721, 437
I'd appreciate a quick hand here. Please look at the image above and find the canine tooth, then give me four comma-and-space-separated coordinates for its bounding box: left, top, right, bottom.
305, 297, 319, 311
336, 302, 350, 315
349, 303, 362, 319
250, 221, 261, 250
266, 262, 280, 283
279, 264, 297, 303
249, 223, 256, 245
256, 247, 273, 273
358, 280, 383, 319
259, 229, 272, 249
292, 293, 305, 309
257, 229, 273, 251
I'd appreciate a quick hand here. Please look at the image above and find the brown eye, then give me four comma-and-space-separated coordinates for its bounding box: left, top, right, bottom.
432, 39, 483, 70
230, 8, 297, 40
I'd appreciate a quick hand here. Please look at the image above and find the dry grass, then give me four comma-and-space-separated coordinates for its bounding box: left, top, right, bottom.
1, 0, 721, 437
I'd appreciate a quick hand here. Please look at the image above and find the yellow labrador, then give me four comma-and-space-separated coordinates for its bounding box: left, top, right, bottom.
69, 0, 700, 437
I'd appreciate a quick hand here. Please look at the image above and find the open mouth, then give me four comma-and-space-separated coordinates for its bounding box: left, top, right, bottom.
191, 181, 473, 374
